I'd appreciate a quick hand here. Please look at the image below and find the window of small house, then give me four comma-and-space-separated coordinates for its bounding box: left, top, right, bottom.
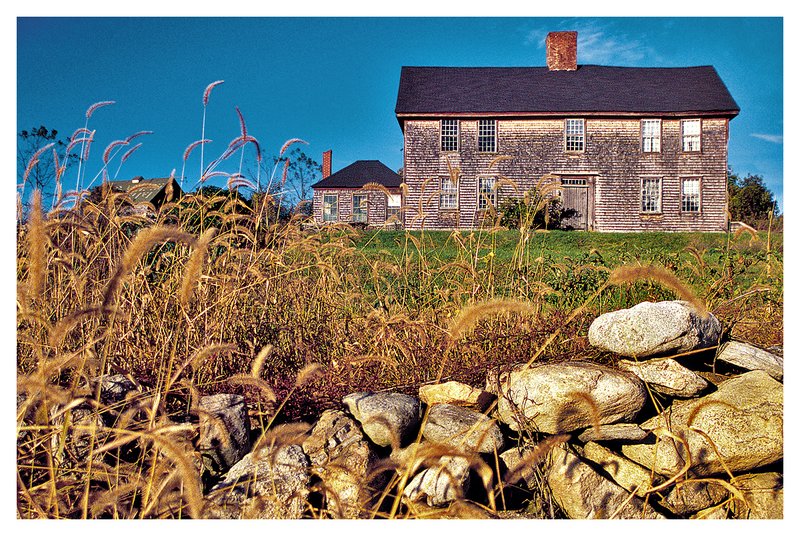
682, 119, 701, 152
641, 178, 662, 213
352, 194, 367, 223
323, 194, 338, 222
478, 120, 496, 152
440, 177, 458, 209
641, 119, 661, 152
565, 119, 585, 152
478, 176, 496, 210
441, 119, 459, 152
386, 193, 401, 222
682, 178, 701, 212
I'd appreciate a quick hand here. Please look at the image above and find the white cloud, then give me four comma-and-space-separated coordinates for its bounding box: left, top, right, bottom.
523, 19, 655, 65
751, 133, 784, 144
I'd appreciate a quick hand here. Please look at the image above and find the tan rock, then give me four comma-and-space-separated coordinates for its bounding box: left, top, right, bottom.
618, 358, 709, 398
622, 370, 783, 477
581, 442, 661, 497
419, 381, 494, 411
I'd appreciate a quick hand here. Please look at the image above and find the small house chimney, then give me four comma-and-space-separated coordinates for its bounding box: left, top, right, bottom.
546, 31, 578, 71
322, 150, 332, 179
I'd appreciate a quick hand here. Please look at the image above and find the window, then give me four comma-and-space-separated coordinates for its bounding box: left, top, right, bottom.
641, 119, 661, 152
440, 119, 459, 152
478, 176, 496, 210
682, 178, 701, 212
352, 194, 367, 223
440, 177, 458, 209
565, 119, 585, 152
323, 194, 338, 222
641, 178, 661, 213
386, 193, 401, 223
682, 119, 701, 152
478, 120, 496, 152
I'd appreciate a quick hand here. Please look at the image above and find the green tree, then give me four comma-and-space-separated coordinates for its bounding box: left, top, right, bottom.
727, 168, 779, 227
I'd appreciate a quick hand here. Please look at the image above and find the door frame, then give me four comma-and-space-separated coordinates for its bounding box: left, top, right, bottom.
558, 174, 595, 230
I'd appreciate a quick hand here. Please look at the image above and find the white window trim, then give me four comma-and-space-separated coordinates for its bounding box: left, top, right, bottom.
477, 119, 497, 153
478, 176, 497, 211
640, 177, 662, 214
322, 193, 339, 222
439, 176, 458, 210
681, 119, 702, 153
681, 176, 702, 213
352, 193, 368, 223
641, 119, 662, 153
440, 119, 459, 152
565, 118, 585, 153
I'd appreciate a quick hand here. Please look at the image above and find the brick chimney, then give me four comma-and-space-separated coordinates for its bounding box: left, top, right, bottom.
546, 31, 578, 71
322, 150, 332, 179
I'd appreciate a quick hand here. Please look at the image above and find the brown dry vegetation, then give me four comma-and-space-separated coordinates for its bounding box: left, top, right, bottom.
16, 182, 782, 519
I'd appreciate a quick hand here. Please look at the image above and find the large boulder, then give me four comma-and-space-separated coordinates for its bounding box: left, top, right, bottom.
545, 445, 665, 519
302, 409, 382, 518
716, 341, 784, 381
617, 358, 709, 398
423, 403, 504, 454
198, 394, 251, 476
204, 443, 309, 519
622, 370, 783, 477
495, 362, 647, 433
343, 392, 421, 448
588, 301, 721, 358
419, 381, 494, 411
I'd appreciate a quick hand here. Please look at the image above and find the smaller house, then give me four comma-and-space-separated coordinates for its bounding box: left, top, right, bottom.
107, 176, 183, 210
311, 151, 403, 228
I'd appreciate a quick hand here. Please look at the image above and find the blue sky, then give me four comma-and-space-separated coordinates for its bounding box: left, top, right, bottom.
16, 16, 784, 209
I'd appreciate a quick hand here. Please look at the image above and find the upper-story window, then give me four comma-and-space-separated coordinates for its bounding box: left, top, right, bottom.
682, 119, 701, 152
641, 178, 662, 213
641, 119, 661, 152
440, 176, 458, 209
478, 176, 496, 210
478, 119, 496, 152
440, 119, 459, 152
565, 118, 585, 152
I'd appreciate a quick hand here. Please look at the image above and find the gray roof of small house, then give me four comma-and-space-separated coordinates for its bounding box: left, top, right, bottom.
395, 65, 740, 118
108, 177, 182, 203
311, 160, 403, 189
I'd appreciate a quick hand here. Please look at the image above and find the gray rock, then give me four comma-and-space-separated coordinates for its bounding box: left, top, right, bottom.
423, 403, 504, 454
198, 393, 251, 476
49, 403, 105, 468
622, 370, 783, 477
545, 445, 665, 519
95, 374, 142, 405
577, 423, 648, 443
204, 443, 309, 519
717, 341, 783, 381
588, 300, 722, 358
343, 392, 420, 448
302, 409, 381, 518
618, 358, 709, 398
495, 362, 647, 433
403, 455, 471, 507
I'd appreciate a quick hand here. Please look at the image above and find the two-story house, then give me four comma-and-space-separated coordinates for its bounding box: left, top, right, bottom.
394, 31, 740, 231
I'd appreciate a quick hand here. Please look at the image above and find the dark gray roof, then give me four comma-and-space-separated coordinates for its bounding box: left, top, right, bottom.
311, 160, 402, 189
108, 177, 181, 203
395, 65, 739, 117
